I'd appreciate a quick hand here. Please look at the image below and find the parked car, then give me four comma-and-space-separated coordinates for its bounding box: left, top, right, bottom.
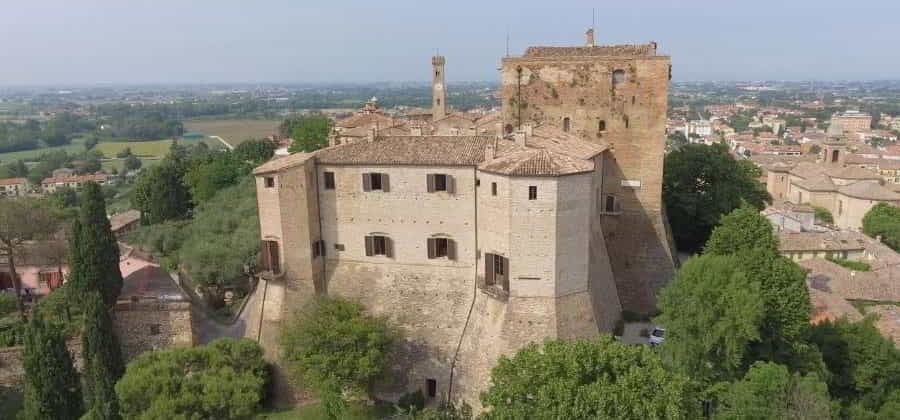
648, 327, 666, 346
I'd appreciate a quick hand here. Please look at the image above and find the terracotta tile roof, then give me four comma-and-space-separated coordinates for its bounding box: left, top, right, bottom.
335, 112, 397, 129
789, 161, 828, 179
779, 231, 869, 252
826, 165, 883, 180
316, 136, 496, 167
528, 126, 608, 160
837, 182, 900, 201
0, 177, 26, 186
121, 265, 188, 301
800, 258, 900, 302
40, 173, 108, 185
791, 173, 836, 191
109, 210, 141, 232
478, 149, 594, 176
253, 152, 314, 175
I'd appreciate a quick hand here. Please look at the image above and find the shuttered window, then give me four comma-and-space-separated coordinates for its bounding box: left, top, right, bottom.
427, 237, 456, 260
260, 240, 280, 273
362, 173, 389, 192
312, 240, 326, 258
365, 235, 393, 257
427, 174, 454, 193
323, 172, 335, 189
484, 253, 509, 291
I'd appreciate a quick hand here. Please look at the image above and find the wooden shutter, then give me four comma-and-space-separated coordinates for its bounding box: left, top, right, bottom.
384, 237, 393, 258
427, 238, 436, 259
427, 174, 435, 192
365, 236, 374, 256
362, 173, 372, 191
447, 176, 455, 194
501, 257, 509, 291
381, 174, 390, 192
447, 239, 456, 260
485, 253, 495, 285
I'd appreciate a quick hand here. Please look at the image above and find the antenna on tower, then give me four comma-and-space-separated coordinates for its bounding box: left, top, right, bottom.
505, 25, 510, 57
592, 8, 596, 32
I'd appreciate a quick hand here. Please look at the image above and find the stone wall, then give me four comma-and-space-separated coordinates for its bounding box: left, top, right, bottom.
0, 340, 81, 390
113, 300, 194, 360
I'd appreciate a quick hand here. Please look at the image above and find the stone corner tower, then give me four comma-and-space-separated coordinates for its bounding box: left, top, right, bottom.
498, 32, 676, 313
432, 55, 447, 120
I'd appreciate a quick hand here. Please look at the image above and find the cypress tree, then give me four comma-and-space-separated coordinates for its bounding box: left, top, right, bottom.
67, 182, 123, 307
20, 314, 83, 420
81, 291, 124, 420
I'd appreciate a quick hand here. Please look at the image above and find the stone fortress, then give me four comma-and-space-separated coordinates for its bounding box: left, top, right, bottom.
252, 29, 677, 407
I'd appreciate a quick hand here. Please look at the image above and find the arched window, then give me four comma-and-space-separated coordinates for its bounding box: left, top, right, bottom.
831, 150, 839, 162
562, 117, 571, 132
598, 120, 606, 132
612, 69, 626, 88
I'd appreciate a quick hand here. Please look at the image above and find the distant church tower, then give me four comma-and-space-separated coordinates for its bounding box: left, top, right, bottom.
432, 55, 447, 120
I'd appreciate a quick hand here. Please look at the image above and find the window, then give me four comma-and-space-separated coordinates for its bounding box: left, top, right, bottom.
436, 98, 441, 106
427, 237, 455, 259
831, 150, 839, 163
598, 120, 606, 131
427, 174, 453, 193
365, 235, 392, 257
334, 243, 345, 251
612, 69, 626, 87
528, 186, 537, 200
838, 200, 843, 215
624, 116, 630, 129
264, 177, 275, 188
149, 324, 161, 336
323, 172, 335, 190
426, 379, 437, 398
484, 253, 509, 291
632, 96, 636, 105
491, 182, 497, 196
604, 195, 618, 213
504, 124, 514, 134
362, 173, 389, 192
312, 240, 326, 258
435, 70, 440, 77
562, 117, 571, 132
260, 240, 280, 273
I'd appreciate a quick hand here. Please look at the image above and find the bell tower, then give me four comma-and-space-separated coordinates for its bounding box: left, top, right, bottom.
432, 55, 447, 120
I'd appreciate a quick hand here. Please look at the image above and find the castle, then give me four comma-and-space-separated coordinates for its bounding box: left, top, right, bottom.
253, 30, 676, 407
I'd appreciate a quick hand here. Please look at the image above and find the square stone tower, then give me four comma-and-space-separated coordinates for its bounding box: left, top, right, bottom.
500, 33, 676, 312
432, 55, 447, 120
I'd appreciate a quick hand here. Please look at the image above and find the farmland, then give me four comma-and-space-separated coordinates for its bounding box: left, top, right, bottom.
0, 139, 87, 164
184, 118, 281, 147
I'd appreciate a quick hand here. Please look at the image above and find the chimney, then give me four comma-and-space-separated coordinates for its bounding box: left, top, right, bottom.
585, 28, 595, 47
485, 140, 496, 160
514, 129, 527, 147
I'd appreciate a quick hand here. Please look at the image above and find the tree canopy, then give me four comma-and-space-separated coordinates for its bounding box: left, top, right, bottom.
715, 362, 832, 420
284, 114, 332, 153
0, 198, 59, 319
20, 314, 83, 420
115, 338, 269, 420
862, 203, 900, 252
280, 296, 393, 408
704, 203, 778, 256
66, 182, 123, 307
480, 336, 698, 419
81, 291, 125, 420
131, 157, 192, 224
663, 143, 770, 253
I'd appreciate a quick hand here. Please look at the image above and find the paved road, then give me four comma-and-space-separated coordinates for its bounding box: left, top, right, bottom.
209, 135, 235, 151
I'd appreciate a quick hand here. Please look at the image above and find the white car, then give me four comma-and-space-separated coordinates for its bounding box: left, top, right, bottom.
648, 327, 666, 346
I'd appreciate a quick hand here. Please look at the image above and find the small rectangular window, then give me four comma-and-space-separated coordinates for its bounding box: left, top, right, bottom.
362, 173, 389, 191
334, 243, 345, 251
312, 240, 326, 258
365, 235, 392, 257
491, 182, 497, 196
323, 172, 335, 189
605, 195, 617, 213
264, 177, 275, 188
427, 174, 453, 193
426, 379, 437, 398
427, 237, 455, 260
528, 186, 537, 200
371, 173, 383, 190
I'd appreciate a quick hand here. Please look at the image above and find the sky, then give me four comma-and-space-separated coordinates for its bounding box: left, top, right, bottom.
1, 0, 898, 85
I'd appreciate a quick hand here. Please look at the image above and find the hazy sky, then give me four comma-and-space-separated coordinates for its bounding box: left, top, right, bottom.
1, 0, 898, 85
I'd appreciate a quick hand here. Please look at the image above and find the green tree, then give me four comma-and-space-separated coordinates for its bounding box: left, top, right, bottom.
862, 203, 900, 252
115, 338, 268, 420
81, 292, 124, 420
656, 254, 765, 385
183, 153, 243, 203
284, 114, 332, 153
704, 204, 778, 256
281, 296, 392, 415
232, 138, 275, 164
667, 131, 689, 150
123, 154, 141, 172
2, 160, 28, 177
480, 336, 698, 419
814, 206, 834, 224
19, 315, 83, 420
115, 147, 132, 159
663, 143, 771, 253
0, 199, 59, 320
806, 318, 900, 414
131, 158, 192, 224
715, 362, 832, 420
66, 183, 122, 307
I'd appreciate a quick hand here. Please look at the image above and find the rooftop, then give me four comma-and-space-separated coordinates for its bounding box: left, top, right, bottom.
0, 177, 26, 186
520, 43, 660, 58
779, 230, 870, 252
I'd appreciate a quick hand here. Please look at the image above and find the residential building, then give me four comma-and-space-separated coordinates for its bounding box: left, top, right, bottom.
0, 178, 27, 197
40, 173, 110, 193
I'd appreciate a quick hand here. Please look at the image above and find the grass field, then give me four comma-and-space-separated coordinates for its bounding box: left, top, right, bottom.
94, 137, 211, 159
0, 138, 86, 164
184, 118, 281, 147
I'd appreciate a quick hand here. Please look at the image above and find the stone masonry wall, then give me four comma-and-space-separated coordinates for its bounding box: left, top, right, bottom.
113, 301, 193, 360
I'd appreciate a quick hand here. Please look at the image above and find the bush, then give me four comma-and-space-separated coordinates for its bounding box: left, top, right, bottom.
862, 203, 900, 252
0, 294, 16, 317
827, 257, 871, 272
813, 206, 834, 224
397, 390, 425, 412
